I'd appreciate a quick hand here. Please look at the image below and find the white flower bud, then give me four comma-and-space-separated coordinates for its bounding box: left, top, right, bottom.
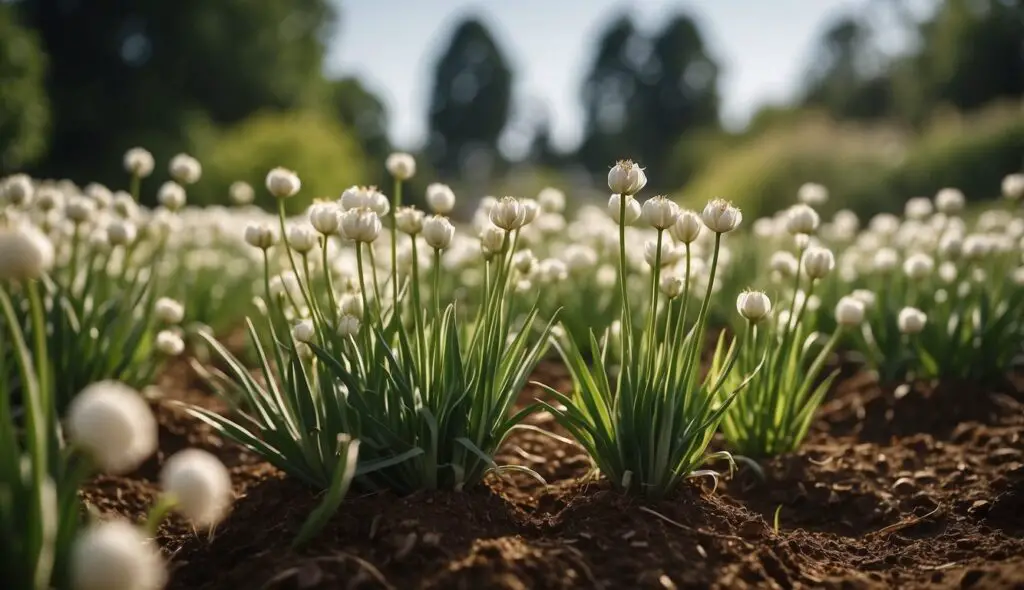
426, 183, 456, 214
154, 297, 185, 324
308, 202, 341, 235
65, 195, 97, 224
835, 296, 866, 327
386, 152, 416, 180
801, 246, 835, 279
112, 192, 138, 219
67, 381, 157, 474
123, 147, 155, 178
537, 258, 568, 283
244, 223, 277, 250
641, 196, 680, 230
0, 225, 55, 281
938, 234, 962, 259
872, 248, 899, 273
337, 314, 361, 338
155, 330, 184, 356
513, 249, 536, 274
295, 342, 313, 360
962, 234, 990, 260
1002, 173, 1024, 201
423, 215, 455, 250
537, 187, 565, 213
169, 153, 202, 185
340, 208, 382, 243
668, 209, 701, 244
902, 252, 934, 280
34, 187, 62, 212
898, 307, 927, 334
934, 188, 965, 214
340, 186, 371, 211
339, 293, 364, 319
644, 239, 680, 268
607, 160, 647, 196
797, 182, 828, 206
785, 204, 820, 235
287, 224, 317, 254
489, 196, 527, 231
367, 189, 390, 217
71, 520, 166, 590
229, 181, 255, 205
292, 319, 315, 344
770, 251, 798, 278
2, 173, 34, 205
564, 244, 598, 274
106, 220, 137, 247
395, 206, 425, 235
157, 181, 186, 211
607, 194, 641, 225
736, 290, 772, 323
480, 226, 506, 255
266, 167, 301, 199
701, 199, 742, 233
159, 449, 232, 527
851, 289, 876, 309
659, 274, 685, 299
904, 197, 933, 220
520, 198, 541, 225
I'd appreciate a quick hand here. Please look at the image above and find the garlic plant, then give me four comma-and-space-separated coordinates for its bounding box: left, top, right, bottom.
191, 156, 553, 544
539, 161, 764, 498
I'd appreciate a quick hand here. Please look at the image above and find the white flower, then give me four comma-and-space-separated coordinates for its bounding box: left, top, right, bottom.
607, 160, 647, 196
337, 314, 361, 338
1012, 266, 1024, 286
2, 173, 34, 205
287, 224, 317, 254
659, 274, 685, 299
395, 206, 425, 235
339, 293, 364, 319
266, 167, 301, 199
229, 181, 255, 205
520, 198, 541, 225
123, 147, 155, 178
292, 319, 315, 343
769, 251, 798, 278
155, 330, 184, 356
644, 239, 680, 268
71, 520, 166, 590
67, 381, 157, 474
902, 252, 934, 280
938, 234, 963, 259
423, 215, 455, 250
934, 187, 965, 214
962, 234, 990, 260
736, 290, 772, 323
244, 223, 276, 250
308, 202, 341, 235
898, 307, 927, 334
669, 210, 702, 244
112, 192, 137, 219
785, 204, 820, 235
35, 187, 62, 211
106, 220, 137, 247
537, 187, 565, 213
851, 289, 876, 309
563, 244, 598, 274
154, 298, 184, 324
426, 183, 456, 214
489, 196, 527, 231
160, 449, 232, 527
386, 152, 416, 180
701, 199, 742, 233
835, 296, 866, 327
0, 225, 54, 281
157, 181, 186, 211
366, 188, 390, 217
513, 249, 536, 274
169, 153, 202, 185
480, 225, 506, 256
641, 196, 680, 230
904, 197, 934, 220
536, 258, 568, 283
607, 194, 641, 225
65, 195, 97, 224
797, 182, 828, 206
801, 246, 835, 279
1002, 173, 1024, 201
339, 186, 371, 211
872, 247, 899, 273
340, 208, 382, 243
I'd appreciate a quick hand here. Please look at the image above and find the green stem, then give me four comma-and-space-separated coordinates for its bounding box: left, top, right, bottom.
391, 180, 402, 316
616, 195, 632, 376
321, 237, 339, 325
145, 494, 178, 536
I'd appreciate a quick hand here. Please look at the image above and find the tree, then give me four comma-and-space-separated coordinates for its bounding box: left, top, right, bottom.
14, 0, 335, 187
426, 17, 513, 177
0, 5, 48, 172
635, 13, 720, 183
577, 15, 643, 175
325, 77, 391, 167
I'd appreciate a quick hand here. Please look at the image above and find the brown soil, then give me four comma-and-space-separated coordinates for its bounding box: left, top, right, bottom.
79, 360, 1024, 589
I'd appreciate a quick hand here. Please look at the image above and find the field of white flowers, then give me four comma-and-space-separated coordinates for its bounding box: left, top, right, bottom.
1, 151, 1023, 589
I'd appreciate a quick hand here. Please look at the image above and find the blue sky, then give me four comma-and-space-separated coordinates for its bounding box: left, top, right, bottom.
326, 0, 935, 151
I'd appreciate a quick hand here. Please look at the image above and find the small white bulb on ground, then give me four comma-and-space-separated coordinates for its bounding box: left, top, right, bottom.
898, 307, 927, 334
71, 520, 166, 590
67, 381, 157, 474
159, 449, 232, 527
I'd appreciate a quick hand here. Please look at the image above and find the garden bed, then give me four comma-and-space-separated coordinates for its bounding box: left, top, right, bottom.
81, 360, 1024, 589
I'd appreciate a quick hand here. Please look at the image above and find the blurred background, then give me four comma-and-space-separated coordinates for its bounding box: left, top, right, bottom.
1, 0, 1022, 217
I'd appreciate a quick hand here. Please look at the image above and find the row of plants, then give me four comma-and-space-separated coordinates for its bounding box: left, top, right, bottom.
0, 149, 1022, 589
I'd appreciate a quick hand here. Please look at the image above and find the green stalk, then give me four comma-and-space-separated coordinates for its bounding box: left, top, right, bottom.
616, 196, 632, 372
391, 179, 402, 315
321, 237, 339, 325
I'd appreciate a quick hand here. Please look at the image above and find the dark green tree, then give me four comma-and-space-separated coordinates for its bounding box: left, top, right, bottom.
426, 17, 513, 177
0, 4, 49, 172
15, 0, 335, 190
325, 77, 391, 167
577, 15, 643, 175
